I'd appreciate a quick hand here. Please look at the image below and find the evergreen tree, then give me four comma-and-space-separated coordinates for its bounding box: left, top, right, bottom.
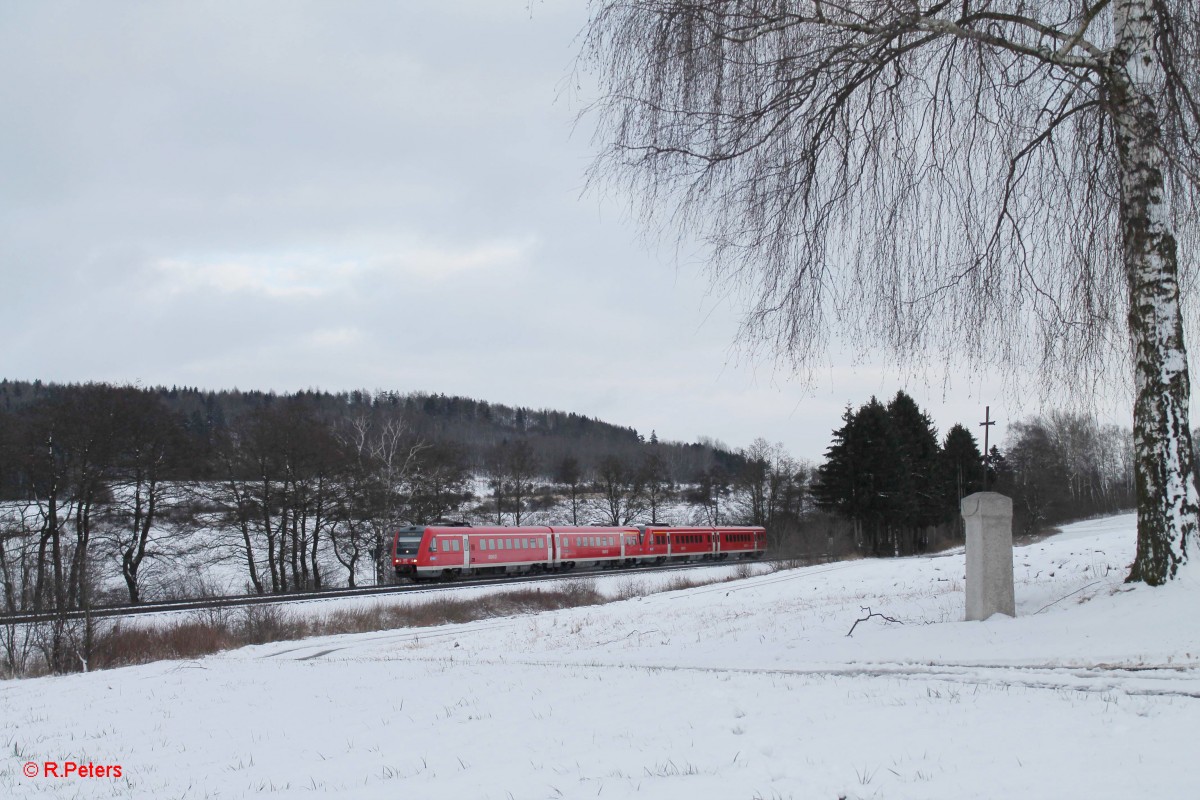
886, 391, 942, 552
815, 399, 907, 555
941, 424, 984, 535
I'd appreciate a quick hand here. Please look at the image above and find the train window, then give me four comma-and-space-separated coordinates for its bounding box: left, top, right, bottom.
429, 539, 438, 552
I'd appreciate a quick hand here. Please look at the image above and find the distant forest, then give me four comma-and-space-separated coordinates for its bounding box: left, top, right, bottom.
0, 379, 744, 489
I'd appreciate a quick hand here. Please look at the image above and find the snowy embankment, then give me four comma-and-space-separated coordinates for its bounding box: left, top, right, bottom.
3, 513, 1198, 799
104, 562, 774, 631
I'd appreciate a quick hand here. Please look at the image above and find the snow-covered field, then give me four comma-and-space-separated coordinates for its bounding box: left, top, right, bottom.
4, 513, 1198, 798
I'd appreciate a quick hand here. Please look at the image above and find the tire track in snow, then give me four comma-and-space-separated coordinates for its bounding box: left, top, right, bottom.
378, 652, 1200, 700
253, 620, 520, 661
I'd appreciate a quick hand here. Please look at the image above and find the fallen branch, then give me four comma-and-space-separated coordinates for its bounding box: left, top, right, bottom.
846, 606, 902, 637
1034, 581, 1102, 614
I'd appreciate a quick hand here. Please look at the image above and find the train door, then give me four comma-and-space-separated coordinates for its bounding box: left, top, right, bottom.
461, 534, 470, 569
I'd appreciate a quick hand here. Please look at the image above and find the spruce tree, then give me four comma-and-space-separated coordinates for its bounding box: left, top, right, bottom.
941, 424, 984, 535
886, 392, 943, 553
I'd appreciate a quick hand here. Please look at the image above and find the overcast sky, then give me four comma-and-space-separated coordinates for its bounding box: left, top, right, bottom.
0, 0, 1100, 460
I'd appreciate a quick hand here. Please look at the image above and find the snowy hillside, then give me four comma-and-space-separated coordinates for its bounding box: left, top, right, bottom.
4, 513, 1199, 798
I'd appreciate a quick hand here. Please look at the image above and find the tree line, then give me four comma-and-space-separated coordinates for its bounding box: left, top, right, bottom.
811, 392, 1136, 556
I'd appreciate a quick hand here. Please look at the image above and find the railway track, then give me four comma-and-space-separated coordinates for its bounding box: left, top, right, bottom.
0, 558, 800, 626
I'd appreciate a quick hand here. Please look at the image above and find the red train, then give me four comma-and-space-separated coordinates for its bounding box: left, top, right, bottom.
392, 524, 766, 581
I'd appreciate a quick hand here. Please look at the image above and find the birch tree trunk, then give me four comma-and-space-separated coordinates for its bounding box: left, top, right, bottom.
1112, 0, 1200, 584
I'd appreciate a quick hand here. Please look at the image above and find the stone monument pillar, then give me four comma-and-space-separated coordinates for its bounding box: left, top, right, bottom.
960, 492, 1015, 620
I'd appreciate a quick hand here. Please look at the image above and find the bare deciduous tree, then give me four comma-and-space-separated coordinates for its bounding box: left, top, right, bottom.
580, 1, 1200, 583
594, 454, 646, 524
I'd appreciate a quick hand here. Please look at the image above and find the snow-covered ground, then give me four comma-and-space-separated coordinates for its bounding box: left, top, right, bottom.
4, 513, 1198, 798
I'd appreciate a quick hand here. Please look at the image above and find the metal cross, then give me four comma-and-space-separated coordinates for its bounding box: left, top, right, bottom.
980, 405, 996, 490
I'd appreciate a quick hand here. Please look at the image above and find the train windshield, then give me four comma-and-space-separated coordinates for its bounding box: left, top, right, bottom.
394, 534, 423, 557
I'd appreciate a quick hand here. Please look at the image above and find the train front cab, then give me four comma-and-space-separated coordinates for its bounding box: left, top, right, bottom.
393, 526, 427, 579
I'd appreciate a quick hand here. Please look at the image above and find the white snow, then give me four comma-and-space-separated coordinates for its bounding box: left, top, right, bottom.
3, 512, 1199, 798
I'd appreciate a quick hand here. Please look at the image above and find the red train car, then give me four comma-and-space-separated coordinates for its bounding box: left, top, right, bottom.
393, 523, 766, 581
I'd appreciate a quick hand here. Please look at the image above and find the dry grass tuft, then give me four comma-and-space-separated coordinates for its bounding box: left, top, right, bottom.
84, 582, 609, 672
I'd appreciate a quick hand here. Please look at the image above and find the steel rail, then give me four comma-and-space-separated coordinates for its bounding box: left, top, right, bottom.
0, 557, 796, 626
